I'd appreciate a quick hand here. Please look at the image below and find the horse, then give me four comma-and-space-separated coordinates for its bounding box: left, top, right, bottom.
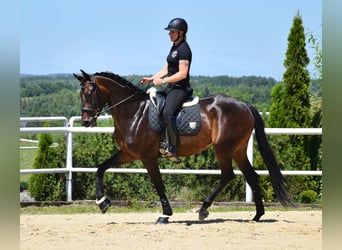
73, 69, 291, 223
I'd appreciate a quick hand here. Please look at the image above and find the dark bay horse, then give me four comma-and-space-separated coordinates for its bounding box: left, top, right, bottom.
73, 69, 291, 223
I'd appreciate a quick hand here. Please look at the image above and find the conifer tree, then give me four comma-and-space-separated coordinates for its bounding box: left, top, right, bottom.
268, 12, 315, 199
270, 11, 311, 129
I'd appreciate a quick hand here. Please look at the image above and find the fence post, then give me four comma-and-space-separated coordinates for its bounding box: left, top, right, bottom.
62, 118, 72, 202
66, 130, 73, 201
246, 133, 253, 202
65, 117, 79, 201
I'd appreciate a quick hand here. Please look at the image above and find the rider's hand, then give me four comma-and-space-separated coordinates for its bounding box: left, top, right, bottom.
152, 78, 164, 86
141, 77, 153, 85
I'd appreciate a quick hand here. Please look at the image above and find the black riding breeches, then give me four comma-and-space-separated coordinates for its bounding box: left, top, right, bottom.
162, 88, 190, 122
161, 87, 190, 147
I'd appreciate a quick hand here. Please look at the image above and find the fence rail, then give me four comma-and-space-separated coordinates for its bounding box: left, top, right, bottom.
20, 116, 322, 202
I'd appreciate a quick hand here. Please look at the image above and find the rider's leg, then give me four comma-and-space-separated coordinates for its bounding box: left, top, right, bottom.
160, 115, 180, 163
165, 115, 178, 152
159, 88, 188, 162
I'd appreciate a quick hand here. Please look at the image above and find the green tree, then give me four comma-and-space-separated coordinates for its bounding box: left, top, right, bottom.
268, 12, 317, 201
271, 12, 311, 129
28, 128, 65, 201
306, 31, 322, 175
307, 31, 322, 96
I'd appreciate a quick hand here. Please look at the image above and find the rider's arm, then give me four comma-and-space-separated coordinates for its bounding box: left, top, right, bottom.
141, 64, 168, 84
161, 60, 189, 84
152, 63, 168, 80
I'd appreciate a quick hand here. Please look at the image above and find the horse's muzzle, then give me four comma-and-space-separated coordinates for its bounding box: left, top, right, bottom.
81, 117, 97, 127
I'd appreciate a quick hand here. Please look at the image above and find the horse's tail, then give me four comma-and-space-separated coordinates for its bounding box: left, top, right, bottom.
248, 105, 292, 207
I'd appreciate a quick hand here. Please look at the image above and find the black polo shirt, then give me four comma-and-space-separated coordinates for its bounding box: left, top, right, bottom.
166, 40, 192, 88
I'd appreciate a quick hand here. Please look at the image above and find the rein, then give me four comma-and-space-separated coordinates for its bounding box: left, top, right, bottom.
105, 93, 136, 111
101, 76, 139, 113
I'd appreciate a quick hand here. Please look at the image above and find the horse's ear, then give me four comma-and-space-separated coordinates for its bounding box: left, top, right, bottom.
73, 73, 83, 82
80, 69, 91, 80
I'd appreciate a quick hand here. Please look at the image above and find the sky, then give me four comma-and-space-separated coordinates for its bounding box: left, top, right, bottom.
20, 0, 322, 81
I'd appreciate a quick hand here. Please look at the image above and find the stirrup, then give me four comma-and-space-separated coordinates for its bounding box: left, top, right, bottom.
164, 146, 181, 163
169, 154, 181, 164
159, 141, 169, 157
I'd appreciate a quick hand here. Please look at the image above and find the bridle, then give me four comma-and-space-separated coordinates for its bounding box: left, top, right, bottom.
81, 79, 102, 119
80, 76, 137, 119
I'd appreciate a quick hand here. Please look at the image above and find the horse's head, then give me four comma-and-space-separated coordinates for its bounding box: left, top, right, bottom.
73, 69, 102, 127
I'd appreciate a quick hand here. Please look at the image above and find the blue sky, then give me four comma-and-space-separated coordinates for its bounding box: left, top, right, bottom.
20, 0, 321, 80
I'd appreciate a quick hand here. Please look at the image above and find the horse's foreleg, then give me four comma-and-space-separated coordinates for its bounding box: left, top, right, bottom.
95, 167, 106, 200
95, 151, 133, 213
144, 160, 172, 223
199, 172, 234, 221
95, 160, 113, 213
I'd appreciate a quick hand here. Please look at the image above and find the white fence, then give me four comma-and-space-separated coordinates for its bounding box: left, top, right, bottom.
20, 116, 322, 202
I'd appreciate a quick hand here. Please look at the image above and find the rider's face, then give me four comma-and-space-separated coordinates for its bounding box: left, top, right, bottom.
168, 30, 181, 42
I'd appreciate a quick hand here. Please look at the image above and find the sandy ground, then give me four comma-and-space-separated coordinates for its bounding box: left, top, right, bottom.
20, 210, 321, 250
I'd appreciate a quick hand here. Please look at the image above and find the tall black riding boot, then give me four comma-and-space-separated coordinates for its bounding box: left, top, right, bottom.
159, 116, 180, 163
164, 116, 180, 163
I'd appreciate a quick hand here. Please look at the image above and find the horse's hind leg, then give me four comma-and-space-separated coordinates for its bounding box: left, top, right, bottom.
235, 151, 265, 221
199, 147, 235, 221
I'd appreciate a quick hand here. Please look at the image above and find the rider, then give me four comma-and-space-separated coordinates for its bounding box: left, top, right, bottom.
141, 18, 192, 163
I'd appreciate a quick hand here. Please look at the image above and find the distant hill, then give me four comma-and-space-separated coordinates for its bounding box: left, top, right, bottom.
20, 73, 280, 118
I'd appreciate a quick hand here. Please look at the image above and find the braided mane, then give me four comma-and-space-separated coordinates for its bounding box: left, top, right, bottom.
94, 71, 146, 95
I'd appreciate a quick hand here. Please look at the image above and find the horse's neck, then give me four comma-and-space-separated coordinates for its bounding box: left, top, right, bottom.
108, 91, 146, 117
98, 77, 147, 122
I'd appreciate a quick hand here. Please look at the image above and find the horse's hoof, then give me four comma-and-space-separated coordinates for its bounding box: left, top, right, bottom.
198, 210, 209, 221
252, 213, 263, 222
163, 208, 173, 216
96, 197, 111, 214
155, 216, 169, 224
160, 198, 173, 216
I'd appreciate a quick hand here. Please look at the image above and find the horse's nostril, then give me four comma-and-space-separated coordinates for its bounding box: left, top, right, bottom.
81, 120, 90, 127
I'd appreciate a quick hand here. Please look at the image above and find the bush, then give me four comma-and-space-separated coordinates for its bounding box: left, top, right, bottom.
52, 128, 321, 204
20, 181, 28, 192
28, 132, 66, 201
299, 190, 318, 203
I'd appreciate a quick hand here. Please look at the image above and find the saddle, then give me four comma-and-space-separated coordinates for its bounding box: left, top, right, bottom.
147, 87, 201, 135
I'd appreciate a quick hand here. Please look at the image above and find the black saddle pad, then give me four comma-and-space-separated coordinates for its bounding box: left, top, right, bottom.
148, 101, 201, 135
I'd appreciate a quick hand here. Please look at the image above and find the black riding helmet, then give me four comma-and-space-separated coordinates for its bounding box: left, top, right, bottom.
164, 18, 188, 34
